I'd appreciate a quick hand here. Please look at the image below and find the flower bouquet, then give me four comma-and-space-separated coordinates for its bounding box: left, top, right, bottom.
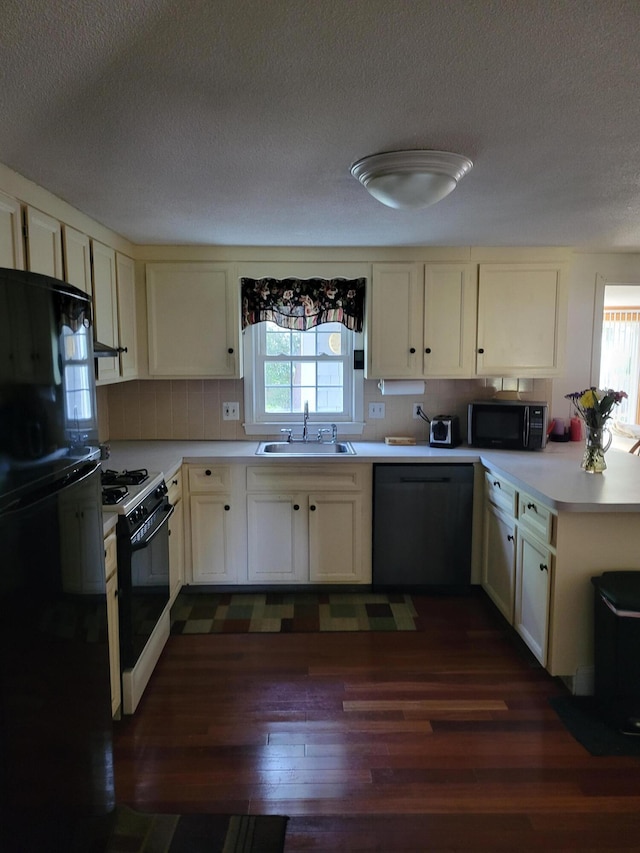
565, 387, 628, 472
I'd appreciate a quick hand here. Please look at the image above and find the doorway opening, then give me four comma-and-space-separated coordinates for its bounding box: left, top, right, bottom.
599, 284, 640, 426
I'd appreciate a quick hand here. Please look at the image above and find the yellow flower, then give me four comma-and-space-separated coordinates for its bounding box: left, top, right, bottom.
579, 389, 598, 409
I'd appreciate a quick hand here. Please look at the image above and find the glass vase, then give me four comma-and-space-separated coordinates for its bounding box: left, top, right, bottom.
581, 425, 611, 473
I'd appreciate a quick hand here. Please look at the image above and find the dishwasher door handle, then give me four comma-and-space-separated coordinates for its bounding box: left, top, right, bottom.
399, 477, 451, 483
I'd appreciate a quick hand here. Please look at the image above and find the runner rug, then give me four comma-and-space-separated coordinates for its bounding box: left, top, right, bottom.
171, 591, 417, 634
106, 806, 288, 853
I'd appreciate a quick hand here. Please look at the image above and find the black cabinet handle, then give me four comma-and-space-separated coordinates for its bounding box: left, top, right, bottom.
493, 480, 501, 487
507, 534, 514, 542
425, 347, 431, 354
172, 479, 178, 485
527, 502, 537, 512
409, 347, 416, 354
310, 504, 316, 511
478, 347, 485, 354
293, 504, 300, 511
539, 563, 548, 572
205, 469, 211, 476
228, 348, 234, 354
224, 504, 230, 511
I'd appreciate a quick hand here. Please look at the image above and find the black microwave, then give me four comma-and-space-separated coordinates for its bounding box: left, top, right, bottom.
468, 400, 548, 450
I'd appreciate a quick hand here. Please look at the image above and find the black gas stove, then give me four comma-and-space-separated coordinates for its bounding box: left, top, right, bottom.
101, 468, 149, 487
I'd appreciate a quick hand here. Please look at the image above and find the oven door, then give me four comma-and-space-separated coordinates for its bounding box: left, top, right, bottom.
118, 501, 173, 671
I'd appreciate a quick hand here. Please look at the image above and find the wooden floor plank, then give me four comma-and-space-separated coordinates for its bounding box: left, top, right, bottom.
113, 592, 640, 850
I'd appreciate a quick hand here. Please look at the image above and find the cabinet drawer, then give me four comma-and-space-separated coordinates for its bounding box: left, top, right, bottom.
518, 492, 554, 544
484, 471, 517, 517
188, 465, 231, 493
167, 467, 183, 504
104, 531, 117, 580
246, 464, 363, 492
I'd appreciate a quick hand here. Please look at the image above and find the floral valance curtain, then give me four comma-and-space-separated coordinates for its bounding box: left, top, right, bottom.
241, 277, 366, 332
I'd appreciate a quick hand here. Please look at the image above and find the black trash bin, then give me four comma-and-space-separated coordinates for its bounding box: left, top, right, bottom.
591, 571, 640, 735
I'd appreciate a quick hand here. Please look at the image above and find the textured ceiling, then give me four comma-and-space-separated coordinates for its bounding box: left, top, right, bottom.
2, 0, 640, 249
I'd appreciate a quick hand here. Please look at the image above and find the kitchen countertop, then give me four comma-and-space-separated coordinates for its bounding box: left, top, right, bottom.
102, 438, 640, 513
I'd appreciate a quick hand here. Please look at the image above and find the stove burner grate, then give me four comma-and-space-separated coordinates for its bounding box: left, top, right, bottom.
102, 485, 129, 505
101, 468, 149, 486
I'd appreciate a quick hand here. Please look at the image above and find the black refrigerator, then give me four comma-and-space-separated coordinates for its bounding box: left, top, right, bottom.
0, 268, 114, 852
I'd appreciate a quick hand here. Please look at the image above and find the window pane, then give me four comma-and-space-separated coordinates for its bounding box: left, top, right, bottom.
316, 330, 342, 356
265, 361, 291, 386
265, 329, 291, 356
265, 387, 291, 412
316, 387, 343, 412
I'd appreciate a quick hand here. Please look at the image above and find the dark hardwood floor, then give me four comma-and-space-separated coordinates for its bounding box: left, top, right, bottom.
113, 592, 640, 851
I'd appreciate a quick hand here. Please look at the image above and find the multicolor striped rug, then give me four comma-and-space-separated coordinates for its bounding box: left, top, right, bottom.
170, 591, 417, 634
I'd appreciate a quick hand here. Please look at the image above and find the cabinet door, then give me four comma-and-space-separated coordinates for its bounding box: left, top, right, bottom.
25, 206, 63, 278
476, 264, 567, 376
62, 225, 92, 296
116, 253, 138, 379
146, 263, 240, 377
0, 190, 24, 269
482, 502, 516, 623
515, 529, 551, 665
308, 492, 363, 583
105, 570, 121, 717
92, 240, 119, 382
246, 493, 307, 583
423, 264, 477, 377
190, 494, 235, 583
367, 263, 423, 378
168, 497, 184, 603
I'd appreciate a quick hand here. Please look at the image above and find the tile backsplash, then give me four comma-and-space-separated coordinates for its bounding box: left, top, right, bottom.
100, 378, 552, 443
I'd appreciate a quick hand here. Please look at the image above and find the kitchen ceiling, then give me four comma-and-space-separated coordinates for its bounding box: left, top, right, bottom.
2, 0, 640, 249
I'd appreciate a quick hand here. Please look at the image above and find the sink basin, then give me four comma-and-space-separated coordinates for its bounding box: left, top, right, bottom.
256, 441, 356, 455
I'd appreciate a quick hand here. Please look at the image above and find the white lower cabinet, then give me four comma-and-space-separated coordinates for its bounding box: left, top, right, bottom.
515, 528, 551, 666
186, 465, 238, 584
167, 469, 184, 602
246, 464, 371, 585
482, 468, 555, 666
104, 531, 121, 718
482, 502, 515, 623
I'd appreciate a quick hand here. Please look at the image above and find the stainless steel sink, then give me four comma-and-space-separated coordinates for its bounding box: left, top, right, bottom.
256, 441, 356, 455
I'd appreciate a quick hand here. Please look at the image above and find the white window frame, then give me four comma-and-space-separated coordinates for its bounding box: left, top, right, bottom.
242, 323, 364, 436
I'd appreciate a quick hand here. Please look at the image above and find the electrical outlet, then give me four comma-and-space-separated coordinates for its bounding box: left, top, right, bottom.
413, 403, 424, 420
368, 402, 385, 419
222, 401, 240, 421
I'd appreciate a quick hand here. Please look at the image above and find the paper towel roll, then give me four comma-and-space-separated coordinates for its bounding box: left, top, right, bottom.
378, 380, 426, 396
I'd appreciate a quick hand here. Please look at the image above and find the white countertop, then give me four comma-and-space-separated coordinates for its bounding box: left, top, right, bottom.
102, 438, 640, 513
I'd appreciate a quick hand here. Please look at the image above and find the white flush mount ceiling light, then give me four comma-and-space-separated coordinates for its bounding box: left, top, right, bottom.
350, 149, 473, 210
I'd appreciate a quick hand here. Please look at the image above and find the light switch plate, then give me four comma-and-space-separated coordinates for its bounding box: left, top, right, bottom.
223, 402, 240, 420
368, 402, 385, 419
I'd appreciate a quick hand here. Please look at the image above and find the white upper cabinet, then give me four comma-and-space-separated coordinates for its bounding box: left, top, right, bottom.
367, 263, 424, 378
115, 253, 138, 379
62, 225, 92, 295
24, 206, 63, 278
476, 263, 567, 377
91, 240, 119, 383
0, 191, 24, 269
423, 264, 477, 377
367, 263, 477, 379
146, 262, 241, 378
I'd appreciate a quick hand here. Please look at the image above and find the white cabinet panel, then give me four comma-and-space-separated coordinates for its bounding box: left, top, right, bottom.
115, 253, 138, 379
309, 492, 362, 583
367, 264, 423, 378
25, 206, 63, 278
423, 264, 477, 377
190, 494, 236, 583
62, 225, 92, 295
0, 191, 24, 269
515, 529, 551, 666
476, 263, 567, 376
92, 240, 119, 383
146, 263, 240, 377
247, 493, 307, 583
482, 502, 516, 623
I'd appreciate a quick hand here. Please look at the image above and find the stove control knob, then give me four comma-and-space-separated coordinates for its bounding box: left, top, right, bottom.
140, 505, 149, 518
155, 483, 168, 498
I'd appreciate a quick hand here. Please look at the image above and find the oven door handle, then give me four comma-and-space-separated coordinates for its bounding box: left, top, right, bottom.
131, 503, 174, 552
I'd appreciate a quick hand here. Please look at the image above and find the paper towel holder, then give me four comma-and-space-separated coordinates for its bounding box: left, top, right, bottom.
378, 380, 426, 396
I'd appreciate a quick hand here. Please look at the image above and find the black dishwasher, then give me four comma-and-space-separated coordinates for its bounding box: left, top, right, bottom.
372, 464, 473, 591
